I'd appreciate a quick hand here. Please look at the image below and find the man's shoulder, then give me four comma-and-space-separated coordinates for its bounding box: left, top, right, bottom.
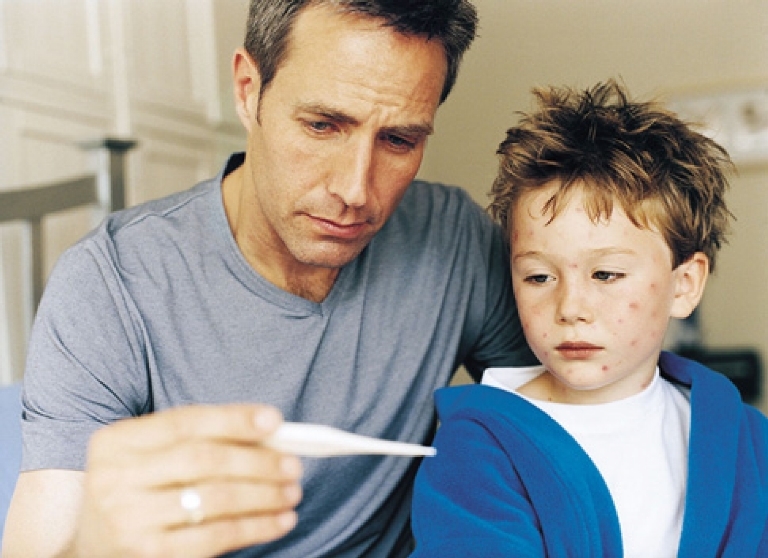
98, 152, 242, 244
403, 179, 479, 210
52, 176, 222, 285
391, 180, 495, 236
103, 178, 218, 238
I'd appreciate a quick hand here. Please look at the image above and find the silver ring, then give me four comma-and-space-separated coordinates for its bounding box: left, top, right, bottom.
180, 487, 204, 525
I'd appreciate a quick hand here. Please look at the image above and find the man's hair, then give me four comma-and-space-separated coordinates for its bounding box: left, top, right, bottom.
489, 79, 734, 271
244, 0, 477, 104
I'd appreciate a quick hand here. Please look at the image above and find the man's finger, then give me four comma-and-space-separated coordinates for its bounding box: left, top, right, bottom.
90, 404, 284, 455
140, 440, 304, 487
163, 480, 303, 529
159, 509, 300, 558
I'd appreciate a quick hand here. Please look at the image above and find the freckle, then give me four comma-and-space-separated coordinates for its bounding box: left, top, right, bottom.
629, 302, 639, 310
542, 333, 548, 339
513, 231, 519, 242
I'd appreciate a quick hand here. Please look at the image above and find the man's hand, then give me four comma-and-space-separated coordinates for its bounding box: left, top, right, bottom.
5, 404, 303, 558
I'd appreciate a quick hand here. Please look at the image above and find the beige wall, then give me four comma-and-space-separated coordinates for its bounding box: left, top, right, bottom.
419, 0, 768, 410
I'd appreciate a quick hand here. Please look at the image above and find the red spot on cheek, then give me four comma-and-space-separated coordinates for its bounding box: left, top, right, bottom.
512, 231, 520, 242
602, 365, 609, 373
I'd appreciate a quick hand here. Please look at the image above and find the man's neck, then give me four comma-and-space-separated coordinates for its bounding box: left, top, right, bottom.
221, 165, 339, 303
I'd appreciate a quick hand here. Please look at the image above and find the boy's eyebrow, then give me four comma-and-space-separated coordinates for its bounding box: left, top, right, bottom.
296, 102, 434, 137
511, 250, 542, 262
590, 247, 638, 257
512, 247, 638, 262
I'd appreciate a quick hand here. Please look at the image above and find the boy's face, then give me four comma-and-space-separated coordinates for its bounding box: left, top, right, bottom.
510, 182, 706, 404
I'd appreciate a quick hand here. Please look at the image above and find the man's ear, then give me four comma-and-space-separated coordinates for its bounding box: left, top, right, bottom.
670, 252, 709, 319
232, 47, 261, 132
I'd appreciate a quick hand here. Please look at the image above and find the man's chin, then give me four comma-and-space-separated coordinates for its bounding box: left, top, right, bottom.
295, 242, 369, 270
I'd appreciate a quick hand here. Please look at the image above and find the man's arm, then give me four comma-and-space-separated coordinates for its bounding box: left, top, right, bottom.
2, 405, 303, 558
3, 470, 84, 557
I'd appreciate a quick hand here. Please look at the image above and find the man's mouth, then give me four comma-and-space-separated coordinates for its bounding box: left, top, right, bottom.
310, 216, 369, 240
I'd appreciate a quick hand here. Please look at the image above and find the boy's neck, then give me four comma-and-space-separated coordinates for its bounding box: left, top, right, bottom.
517, 366, 658, 405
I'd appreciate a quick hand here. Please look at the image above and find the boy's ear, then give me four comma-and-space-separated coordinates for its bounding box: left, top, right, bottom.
232, 47, 261, 132
670, 252, 709, 319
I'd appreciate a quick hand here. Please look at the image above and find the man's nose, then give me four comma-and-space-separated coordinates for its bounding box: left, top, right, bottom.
328, 140, 373, 208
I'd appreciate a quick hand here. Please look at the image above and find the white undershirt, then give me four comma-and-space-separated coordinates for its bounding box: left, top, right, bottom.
482, 366, 691, 558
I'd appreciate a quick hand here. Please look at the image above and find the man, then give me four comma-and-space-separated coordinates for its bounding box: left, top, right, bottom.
3, 1, 533, 556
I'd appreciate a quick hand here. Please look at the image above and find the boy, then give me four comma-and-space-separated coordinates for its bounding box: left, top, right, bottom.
411, 81, 768, 557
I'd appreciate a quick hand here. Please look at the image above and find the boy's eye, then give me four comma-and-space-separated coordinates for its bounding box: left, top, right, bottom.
593, 270, 625, 282
524, 274, 552, 284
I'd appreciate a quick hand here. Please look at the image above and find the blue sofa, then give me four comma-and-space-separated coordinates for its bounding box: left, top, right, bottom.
0, 382, 22, 547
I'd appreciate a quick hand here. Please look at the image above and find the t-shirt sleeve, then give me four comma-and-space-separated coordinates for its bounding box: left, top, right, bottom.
20, 237, 148, 471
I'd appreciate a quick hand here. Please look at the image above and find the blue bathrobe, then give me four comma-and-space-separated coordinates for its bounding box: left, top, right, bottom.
411, 352, 768, 557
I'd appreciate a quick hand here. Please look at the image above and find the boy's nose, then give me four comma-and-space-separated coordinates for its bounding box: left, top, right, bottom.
556, 280, 593, 324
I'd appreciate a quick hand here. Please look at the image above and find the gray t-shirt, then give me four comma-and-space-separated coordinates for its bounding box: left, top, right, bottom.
20, 154, 534, 557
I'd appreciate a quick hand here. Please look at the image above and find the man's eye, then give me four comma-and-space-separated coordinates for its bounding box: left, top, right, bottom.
383, 134, 416, 151
306, 121, 335, 134
593, 270, 624, 282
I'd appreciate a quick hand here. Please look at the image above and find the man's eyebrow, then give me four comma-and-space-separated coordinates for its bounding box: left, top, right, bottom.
296, 102, 434, 137
297, 102, 358, 126
383, 122, 434, 138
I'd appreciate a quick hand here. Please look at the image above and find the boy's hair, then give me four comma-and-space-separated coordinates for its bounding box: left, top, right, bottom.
489, 80, 734, 271
244, 0, 477, 104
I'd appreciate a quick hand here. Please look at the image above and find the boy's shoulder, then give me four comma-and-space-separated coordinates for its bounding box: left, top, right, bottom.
660, 351, 768, 436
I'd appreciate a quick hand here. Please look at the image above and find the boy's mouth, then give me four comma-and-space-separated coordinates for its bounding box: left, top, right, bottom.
556, 341, 602, 359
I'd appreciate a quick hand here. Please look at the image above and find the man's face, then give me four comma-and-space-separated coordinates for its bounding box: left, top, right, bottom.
510, 182, 703, 404
235, 5, 447, 273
